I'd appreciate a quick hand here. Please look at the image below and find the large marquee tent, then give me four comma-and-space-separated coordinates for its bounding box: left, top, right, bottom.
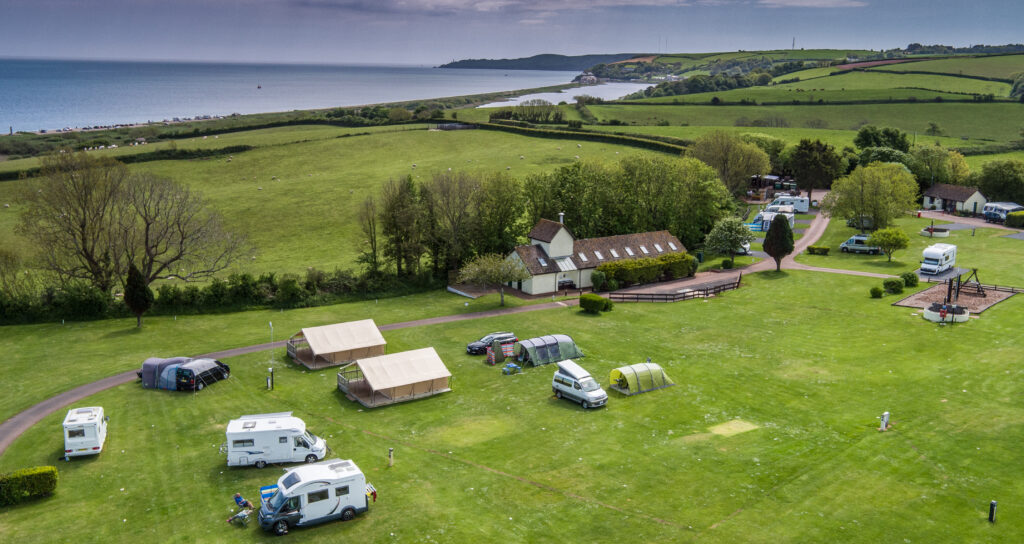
337, 347, 452, 408
608, 363, 674, 395
287, 319, 386, 369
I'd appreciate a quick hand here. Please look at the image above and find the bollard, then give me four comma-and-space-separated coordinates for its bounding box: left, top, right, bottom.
266, 376, 272, 390
388, 447, 394, 467
989, 500, 997, 523
268, 367, 274, 390
880, 411, 890, 431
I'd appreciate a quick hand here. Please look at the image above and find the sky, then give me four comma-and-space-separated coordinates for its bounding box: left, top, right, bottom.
1, 0, 1022, 65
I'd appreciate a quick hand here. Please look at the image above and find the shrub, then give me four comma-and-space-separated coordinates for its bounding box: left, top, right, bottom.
53, 283, 110, 320
605, 278, 620, 291
589, 270, 607, 292
883, 278, 904, 294
580, 293, 612, 314
870, 286, 884, 298
721, 258, 734, 270
275, 275, 306, 308
900, 271, 919, 288
658, 253, 697, 279
0, 466, 58, 506
1006, 211, 1024, 228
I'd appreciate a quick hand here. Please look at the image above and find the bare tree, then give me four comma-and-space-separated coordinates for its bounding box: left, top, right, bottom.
120, 173, 248, 284
17, 152, 130, 293
356, 196, 380, 274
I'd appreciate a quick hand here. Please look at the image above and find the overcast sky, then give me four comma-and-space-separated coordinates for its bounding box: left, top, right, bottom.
2, 0, 1021, 65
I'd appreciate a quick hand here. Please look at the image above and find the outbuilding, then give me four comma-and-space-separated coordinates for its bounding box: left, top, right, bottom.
337, 347, 452, 408
923, 183, 987, 214
287, 320, 386, 369
608, 363, 675, 395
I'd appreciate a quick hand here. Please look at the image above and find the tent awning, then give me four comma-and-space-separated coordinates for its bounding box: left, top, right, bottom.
299, 319, 386, 357
347, 347, 451, 391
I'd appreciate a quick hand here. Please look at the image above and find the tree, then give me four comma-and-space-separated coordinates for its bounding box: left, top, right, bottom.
379, 175, 425, 276
688, 130, 770, 196
854, 125, 911, 152
867, 228, 910, 262
124, 262, 153, 327
356, 196, 380, 275
859, 147, 917, 170
741, 133, 788, 172
457, 253, 530, 306
910, 145, 957, 191
424, 171, 480, 272
924, 122, 945, 136
473, 172, 525, 256
703, 217, 754, 267
977, 159, 1024, 202
788, 139, 842, 203
820, 163, 919, 232
762, 214, 794, 271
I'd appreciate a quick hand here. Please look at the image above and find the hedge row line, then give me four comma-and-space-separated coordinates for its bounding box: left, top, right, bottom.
0, 145, 255, 182
616, 96, 1015, 107
474, 123, 686, 155
1006, 211, 1024, 228
0, 466, 58, 506
593, 253, 697, 290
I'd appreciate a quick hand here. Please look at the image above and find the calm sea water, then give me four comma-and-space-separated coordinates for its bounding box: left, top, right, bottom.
0, 58, 578, 132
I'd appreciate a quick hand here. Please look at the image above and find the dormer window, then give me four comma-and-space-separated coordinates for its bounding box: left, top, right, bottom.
577, 252, 588, 262
640, 246, 649, 254
654, 244, 664, 252
594, 251, 604, 260
668, 242, 678, 251
609, 249, 619, 258
624, 247, 634, 256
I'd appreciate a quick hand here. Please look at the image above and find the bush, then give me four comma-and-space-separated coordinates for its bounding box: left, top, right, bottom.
658, 253, 697, 279
0, 466, 58, 506
589, 270, 607, 292
883, 278, 904, 294
807, 246, 830, 255
53, 283, 110, 320
870, 286, 884, 298
606, 278, 620, 291
721, 258, 734, 270
579, 293, 613, 314
1006, 211, 1024, 228
900, 271, 919, 288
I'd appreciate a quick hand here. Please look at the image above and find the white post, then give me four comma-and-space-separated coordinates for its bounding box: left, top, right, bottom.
269, 321, 274, 344
880, 411, 890, 431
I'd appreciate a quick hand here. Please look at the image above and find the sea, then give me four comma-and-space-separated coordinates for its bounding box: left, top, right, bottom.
0, 58, 609, 133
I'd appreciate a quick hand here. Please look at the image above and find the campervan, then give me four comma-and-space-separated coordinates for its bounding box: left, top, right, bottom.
258, 459, 376, 536
63, 406, 107, 458
764, 204, 795, 214
752, 211, 796, 231
982, 202, 1023, 223
552, 360, 608, 409
768, 195, 809, 213
223, 413, 328, 468
921, 244, 957, 275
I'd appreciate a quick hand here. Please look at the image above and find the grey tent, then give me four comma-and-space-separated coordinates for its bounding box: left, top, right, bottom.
514, 335, 583, 367
140, 357, 191, 389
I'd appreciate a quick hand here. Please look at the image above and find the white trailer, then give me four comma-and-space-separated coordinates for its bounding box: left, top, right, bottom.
258, 458, 376, 536
223, 412, 328, 468
768, 195, 809, 213
921, 243, 957, 275
63, 406, 107, 458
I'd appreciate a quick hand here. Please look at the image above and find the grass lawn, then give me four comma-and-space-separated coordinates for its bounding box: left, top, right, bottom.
3, 271, 1024, 542
964, 150, 1024, 170
634, 87, 968, 106
795, 215, 1024, 286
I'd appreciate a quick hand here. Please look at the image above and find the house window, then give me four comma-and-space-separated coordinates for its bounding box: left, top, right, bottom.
336, 486, 350, 496
538, 257, 548, 267
654, 244, 664, 252
609, 249, 619, 258
625, 247, 634, 256
577, 252, 588, 262
68, 429, 85, 438
594, 251, 604, 260
308, 490, 329, 503
640, 246, 649, 254
668, 242, 678, 251
232, 439, 254, 448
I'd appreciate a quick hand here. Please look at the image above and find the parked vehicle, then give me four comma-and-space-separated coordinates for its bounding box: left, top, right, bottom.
176, 358, 230, 391
223, 412, 328, 468
258, 459, 376, 536
982, 202, 1023, 223
751, 211, 795, 231
840, 234, 883, 255
557, 279, 577, 290
846, 215, 875, 230
764, 204, 795, 214
920, 243, 957, 275
466, 332, 517, 355
552, 360, 607, 409
768, 196, 809, 213
63, 406, 107, 458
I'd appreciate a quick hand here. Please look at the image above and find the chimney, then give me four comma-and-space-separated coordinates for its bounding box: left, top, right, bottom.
558, 212, 565, 224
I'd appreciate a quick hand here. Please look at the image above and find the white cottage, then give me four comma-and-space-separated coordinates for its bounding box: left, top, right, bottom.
923, 183, 987, 214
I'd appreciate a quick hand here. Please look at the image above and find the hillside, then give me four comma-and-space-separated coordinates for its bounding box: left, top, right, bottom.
438, 53, 639, 71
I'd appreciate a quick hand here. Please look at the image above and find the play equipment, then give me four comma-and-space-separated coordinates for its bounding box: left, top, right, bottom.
922, 268, 984, 324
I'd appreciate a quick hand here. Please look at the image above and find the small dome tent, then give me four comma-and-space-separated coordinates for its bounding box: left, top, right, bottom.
609, 363, 674, 395
514, 335, 583, 367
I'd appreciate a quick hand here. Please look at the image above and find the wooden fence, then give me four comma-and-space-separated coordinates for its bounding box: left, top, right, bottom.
922, 277, 1024, 294
610, 274, 742, 303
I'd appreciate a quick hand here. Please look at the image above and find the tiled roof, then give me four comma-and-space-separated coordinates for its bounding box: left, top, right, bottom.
527, 219, 570, 243
924, 183, 982, 203
513, 245, 560, 275
513, 230, 686, 275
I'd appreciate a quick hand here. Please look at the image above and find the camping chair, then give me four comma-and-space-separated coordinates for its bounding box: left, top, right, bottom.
228, 508, 252, 527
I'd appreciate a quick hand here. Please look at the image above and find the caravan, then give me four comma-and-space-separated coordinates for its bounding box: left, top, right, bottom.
982, 202, 1023, 223
768, 195, 809, 213
223, 413, 328, 468
258, 459, 376, 536
751, 211, 796, 231
63, 407, 108, 458
921, 244, 957, 275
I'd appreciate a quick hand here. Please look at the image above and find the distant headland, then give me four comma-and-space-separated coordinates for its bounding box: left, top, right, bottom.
438, 53, 639, 71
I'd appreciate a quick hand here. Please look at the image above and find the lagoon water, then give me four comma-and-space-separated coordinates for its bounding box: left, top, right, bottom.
478, 81, 651, 108
0, 58, 579, 132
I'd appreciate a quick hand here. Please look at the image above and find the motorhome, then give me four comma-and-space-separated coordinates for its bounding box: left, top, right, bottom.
764, 204, 795, 214
768, 195, 809, 213
63, 406, 107, 458
552, 360, 608, 409
982, 202, 1023, 223
223, 413, 328, 468
921, 244, 957, 275
258, 459, 376, 536
751, 211, 796, 231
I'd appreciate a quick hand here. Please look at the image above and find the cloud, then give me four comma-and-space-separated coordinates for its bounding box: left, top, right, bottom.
290, 0, 867, 15
756, 0, 868, 7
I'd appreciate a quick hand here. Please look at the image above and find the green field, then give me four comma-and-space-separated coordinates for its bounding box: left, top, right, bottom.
871, 54, 1024, 80
3, 270, 1024, 542
634, 87, 967, 106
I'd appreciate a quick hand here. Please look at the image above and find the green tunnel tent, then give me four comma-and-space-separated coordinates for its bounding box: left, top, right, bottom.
514, 334, 583, 367
609, 363, 674, 395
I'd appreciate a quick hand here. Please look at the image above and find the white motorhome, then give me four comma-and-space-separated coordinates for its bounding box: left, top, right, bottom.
921, 243, 957, 275
751, 211, 796, 231
552, 360, 608, 409
768, 195, 809, 213
223, 412, 328, 468
764, 204, 795, 214
63, 406, 107, 458
982, 202, 1023, 223
258, 458, 376, 536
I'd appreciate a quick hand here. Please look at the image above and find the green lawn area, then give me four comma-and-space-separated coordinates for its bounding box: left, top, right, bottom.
964, 150, 1024, 170
635, 87, 967, 106
871, 54, 1024, 80
3, 270, 1024, 542
795, 215, 1024, 286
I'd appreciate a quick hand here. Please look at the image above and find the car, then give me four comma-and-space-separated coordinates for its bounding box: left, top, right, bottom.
176, 358, 230, 391
839, 234, 883, 255
740, 241, 751, 255
557, 279, 577, 290
466, 332, 517, 355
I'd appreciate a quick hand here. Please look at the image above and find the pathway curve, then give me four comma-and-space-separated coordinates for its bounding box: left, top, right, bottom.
0, 299, 577, 457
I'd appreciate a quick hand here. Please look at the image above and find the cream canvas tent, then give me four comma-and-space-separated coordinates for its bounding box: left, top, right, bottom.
608, 363, 674, 395
337, 347, 452, 408
287, 319, 386, 369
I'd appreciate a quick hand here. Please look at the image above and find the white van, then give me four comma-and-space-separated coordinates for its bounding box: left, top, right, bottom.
921, 243, 957, 275
258, 458, 376, 536
768, 195, 809, 213
63, 406, 107, 458
982, 202, 1023, 223
223, 412, 328, 468
552, 360, 608, 409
